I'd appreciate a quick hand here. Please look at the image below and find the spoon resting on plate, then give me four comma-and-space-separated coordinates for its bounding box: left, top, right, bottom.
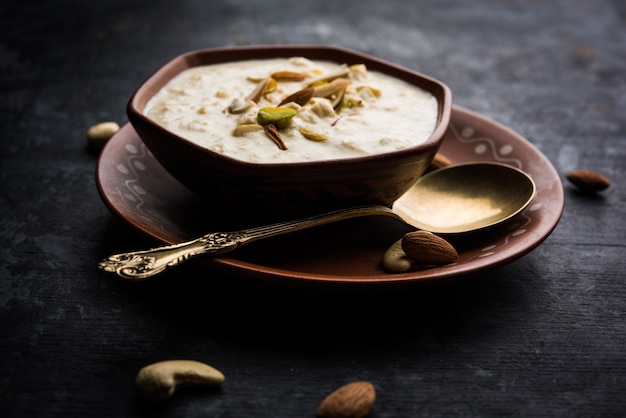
98, 162, 535, 280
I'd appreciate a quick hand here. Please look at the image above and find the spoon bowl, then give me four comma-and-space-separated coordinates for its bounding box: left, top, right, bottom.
393, 162, 536, 234
99, 162, 535, 280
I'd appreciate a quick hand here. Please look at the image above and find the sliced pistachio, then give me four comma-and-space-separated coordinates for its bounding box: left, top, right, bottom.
233, 123, 264, 136
276, 117, 295, 131
309, 80, 328, 88
299, 126, 327, 142
257, 107, 297, 125
279, 102, 302, 111
271, 71, 307, 82
264, 77, 277, 95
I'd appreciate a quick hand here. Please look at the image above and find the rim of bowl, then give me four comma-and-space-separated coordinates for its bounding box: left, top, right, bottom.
127, 44, 452, 169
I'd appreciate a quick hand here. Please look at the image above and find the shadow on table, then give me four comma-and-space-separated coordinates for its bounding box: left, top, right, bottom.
96, 215, 540, 358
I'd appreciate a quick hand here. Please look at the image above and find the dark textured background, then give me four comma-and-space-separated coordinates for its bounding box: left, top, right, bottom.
2, 1, 625, 416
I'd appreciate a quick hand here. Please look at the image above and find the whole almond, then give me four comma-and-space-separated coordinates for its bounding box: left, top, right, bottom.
401, 231, 458, 265
317, 381, 375, 418
566, 169, 611, 192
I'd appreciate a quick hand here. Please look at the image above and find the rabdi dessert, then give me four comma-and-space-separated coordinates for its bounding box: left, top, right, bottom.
144, 57, 438, 163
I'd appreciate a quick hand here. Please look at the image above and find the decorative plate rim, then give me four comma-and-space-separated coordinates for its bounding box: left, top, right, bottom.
96, 105, 564, 286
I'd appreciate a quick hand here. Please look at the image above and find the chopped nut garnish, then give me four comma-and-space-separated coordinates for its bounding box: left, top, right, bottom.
299, 126, 327, 142
278, 87, 315, 107
349, 63, 368, 80
257, 107, 297, 125
233, 123, 264, 136
246, 77, 276, 103
143, 57, 441, 164
336, 95, 363, 113
356, 85, 382, 99
307, 64, 350, 86
271, 71, 308, 82
263, 124, 287, 150
228, 98, 254, 114
312, 78, 352, 99
229, 62, 383, 151
310, 99, 337, 118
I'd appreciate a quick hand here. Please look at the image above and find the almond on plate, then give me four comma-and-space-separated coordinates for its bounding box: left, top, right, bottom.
401, 231, 458, 265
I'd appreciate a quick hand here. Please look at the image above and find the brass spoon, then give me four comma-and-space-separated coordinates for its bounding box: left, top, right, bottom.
99, 162, 535, 280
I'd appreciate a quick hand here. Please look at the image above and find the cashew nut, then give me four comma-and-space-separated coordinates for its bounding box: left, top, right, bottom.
228, 97, 254, 114
135, 360, 225, 401
382, 238, 413, 273
87, 121, 119, 149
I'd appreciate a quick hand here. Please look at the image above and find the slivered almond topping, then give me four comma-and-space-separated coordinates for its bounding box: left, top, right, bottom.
271, 71, 307, 82
245, 77, 274, 103
312, 78, 352, 98
278, 87, 315, 107
263, 124, 287, 150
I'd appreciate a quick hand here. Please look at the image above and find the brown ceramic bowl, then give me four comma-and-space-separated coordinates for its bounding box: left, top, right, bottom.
127, 45, 452, 219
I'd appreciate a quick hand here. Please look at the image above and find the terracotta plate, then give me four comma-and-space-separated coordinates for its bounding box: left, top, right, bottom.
96, 106, 563, 286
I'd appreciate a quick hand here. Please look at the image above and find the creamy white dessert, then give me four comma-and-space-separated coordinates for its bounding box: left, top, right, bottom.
144, 57, 438, 163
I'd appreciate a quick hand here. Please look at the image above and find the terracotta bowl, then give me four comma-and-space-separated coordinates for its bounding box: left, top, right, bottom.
127, 45, 452, 220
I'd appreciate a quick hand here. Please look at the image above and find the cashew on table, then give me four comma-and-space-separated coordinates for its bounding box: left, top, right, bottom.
135, 360, 225, 401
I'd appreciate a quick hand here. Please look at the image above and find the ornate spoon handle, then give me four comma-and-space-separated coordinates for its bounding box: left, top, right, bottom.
98, 205, 402, 280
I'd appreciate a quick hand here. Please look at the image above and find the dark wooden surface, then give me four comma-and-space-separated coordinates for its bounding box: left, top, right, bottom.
2, 1, 625, 416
